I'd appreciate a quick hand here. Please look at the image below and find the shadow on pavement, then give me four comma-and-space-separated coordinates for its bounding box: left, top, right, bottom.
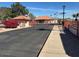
36, 28, 52, 31
60, 28, 79, 57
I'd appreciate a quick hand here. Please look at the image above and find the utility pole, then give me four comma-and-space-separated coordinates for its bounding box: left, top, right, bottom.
62, 5, 66, 26
54, 12, 58, 18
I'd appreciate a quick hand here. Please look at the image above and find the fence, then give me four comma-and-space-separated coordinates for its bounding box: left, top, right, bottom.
64, 20, 79, 37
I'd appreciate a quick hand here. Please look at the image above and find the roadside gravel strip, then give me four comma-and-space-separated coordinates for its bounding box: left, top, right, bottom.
0, 24, 53, 57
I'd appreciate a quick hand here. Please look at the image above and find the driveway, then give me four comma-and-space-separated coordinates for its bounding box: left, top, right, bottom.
0, 24, 53, 57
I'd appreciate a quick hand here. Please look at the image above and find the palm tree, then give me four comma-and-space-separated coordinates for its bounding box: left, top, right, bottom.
28, 13, 35, 19
72, 13, 79, 21
11, 2, 29, 17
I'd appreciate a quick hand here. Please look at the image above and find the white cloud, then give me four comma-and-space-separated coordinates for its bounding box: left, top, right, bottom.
26, 6, 79, 18
27, 7, 56, 12
27, 6, 79, 13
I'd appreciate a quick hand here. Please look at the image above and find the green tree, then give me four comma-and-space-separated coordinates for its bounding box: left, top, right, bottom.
0, 2, 34, 20
11, 2, 29, 17
0, 7, 12, 20
4, 8, 12, 19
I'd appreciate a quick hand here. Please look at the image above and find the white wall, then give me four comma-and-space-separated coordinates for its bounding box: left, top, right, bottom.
17, 21, 31, 28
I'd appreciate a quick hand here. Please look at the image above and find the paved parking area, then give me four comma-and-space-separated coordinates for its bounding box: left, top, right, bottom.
0, 24, 53, 57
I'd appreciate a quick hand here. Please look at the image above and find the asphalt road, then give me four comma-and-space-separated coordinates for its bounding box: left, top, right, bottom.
0, 24, 53, 57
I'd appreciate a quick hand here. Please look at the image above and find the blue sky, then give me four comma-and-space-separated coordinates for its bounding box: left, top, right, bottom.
0, 2, 79, 18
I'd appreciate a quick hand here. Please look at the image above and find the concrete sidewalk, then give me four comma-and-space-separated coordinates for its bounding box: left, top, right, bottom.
0, 26, 31, 33
39, 25, 69, 57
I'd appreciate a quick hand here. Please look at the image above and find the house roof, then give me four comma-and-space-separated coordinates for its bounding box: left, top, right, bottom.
12, 15, 31, 20
35, 16, 53, 21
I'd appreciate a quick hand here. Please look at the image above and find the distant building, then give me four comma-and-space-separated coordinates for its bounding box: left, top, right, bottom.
12, 15, 32, 28
35, 16, 54, 24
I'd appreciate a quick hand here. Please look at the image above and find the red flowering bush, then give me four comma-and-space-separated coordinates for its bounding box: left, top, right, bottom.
29, 20, 37, 26
3, 19, 19, 28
